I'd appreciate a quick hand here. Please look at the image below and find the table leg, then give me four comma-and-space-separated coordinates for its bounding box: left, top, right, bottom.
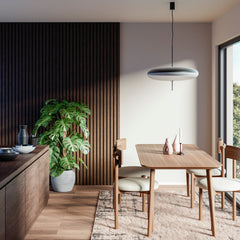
148, 169, 155, 237
206, 169, 216, 237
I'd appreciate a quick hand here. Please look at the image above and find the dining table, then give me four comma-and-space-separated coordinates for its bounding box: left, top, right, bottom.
136, 144, 221, 237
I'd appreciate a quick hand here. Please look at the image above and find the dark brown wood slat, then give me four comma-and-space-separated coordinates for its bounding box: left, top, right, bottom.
0, 23, 119, 185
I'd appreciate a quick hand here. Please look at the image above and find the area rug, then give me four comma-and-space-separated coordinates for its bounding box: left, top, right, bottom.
91, 190, 240, 240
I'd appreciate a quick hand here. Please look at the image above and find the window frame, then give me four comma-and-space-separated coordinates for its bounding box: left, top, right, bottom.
219, 35, 240, 145
218, 35, 240, 206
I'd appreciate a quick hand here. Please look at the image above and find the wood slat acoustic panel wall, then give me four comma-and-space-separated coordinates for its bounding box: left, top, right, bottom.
0, 23, 120, 185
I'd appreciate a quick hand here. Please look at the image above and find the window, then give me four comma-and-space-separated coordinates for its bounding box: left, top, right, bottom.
219, 37, 240, 200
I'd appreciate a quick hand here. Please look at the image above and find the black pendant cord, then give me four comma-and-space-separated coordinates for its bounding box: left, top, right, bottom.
171, 6, 174, 90
171, 8, 174, 67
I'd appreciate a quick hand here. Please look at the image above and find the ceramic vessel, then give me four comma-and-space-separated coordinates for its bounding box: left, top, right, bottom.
18, 125, 29, 146
172, 135, 180, 153
51, 170, 75, 192
14, 145, 36, 154
29, 135, 38, 146
163, 138, 173, 155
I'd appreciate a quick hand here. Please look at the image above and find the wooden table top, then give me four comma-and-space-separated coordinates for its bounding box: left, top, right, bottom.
136, 144, 221, 169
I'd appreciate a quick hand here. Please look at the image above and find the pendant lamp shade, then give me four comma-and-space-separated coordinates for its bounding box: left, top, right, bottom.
148, 67, 199, 81
147, 2, 199, 89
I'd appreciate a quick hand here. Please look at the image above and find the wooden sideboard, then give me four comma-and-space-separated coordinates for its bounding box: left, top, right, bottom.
0, 145, 49, 240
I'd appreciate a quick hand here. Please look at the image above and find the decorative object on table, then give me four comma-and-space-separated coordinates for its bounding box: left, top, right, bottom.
172, 134, 180, 153
18, 125, 29, 145
163, 138, 173, 155
177, 143, 184, 155
33, 99, 91, 192
29, 135, 39, 146
0, 147, 19, 160
13, 145, 36, 154
177, 128, 184, 155
147, 2, 199, 90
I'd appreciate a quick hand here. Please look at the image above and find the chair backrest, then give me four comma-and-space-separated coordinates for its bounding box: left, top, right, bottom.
116, 138, 126, 151
113, 138, 126, 184
225, 145, 240, 162
218, 138, 225, 177
218, 138, 240, 178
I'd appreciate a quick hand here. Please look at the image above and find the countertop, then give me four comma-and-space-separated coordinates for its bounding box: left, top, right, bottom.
0, 145, 49, 189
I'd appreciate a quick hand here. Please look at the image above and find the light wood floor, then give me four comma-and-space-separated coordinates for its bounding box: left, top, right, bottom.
25, 185, 185, 240
25, 185, 113, 240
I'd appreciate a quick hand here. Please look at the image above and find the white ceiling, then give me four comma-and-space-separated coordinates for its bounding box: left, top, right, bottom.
0, 0, 239, 22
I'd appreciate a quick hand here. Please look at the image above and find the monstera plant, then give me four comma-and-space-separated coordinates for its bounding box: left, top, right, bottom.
33, 99, 91, 192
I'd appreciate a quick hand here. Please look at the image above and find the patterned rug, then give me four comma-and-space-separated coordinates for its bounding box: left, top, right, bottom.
91, 190, 240, 240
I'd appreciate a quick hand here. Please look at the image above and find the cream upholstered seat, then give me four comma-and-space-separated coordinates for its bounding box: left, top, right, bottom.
186, 168, 223, 208
119, 166, 150, 178
118, 177, 159, 192
198, 177, 240, 192
187, 168, 221, 177
186, 140, 225, 208
198, 139, 240, 222
117, 139, 150, 178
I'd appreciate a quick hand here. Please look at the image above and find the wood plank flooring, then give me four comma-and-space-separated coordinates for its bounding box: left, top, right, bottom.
25, 186, 112, 240
25, 185, 185, 240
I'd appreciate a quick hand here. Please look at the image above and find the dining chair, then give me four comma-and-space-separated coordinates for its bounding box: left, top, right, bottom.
198, 140, 240, 221
186, 138, 224, 208
114, 138, 150, 206
113, 140, 159, 229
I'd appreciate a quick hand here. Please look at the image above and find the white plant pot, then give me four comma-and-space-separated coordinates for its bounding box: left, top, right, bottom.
51, 170, 75, 192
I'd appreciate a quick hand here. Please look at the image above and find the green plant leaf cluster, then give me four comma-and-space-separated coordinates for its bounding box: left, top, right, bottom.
33, 99, 91, 177
233, 83, 240, 147
233, 83, 240, 178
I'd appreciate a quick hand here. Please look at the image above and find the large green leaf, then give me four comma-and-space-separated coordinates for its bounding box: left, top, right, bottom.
45, 99, 57, 105
49, 146, 60, 169
80, 140, 91, 154
50, 165, 65, 177
79, 157, 88, 169
55, 119, 71, 133
74, 112, 87, 122
72, 102, 91, 115
63, 135, 83, 152
79, 103, 91, 115
59, 156, 70, 169
81, 126, 89, 138
33, 115, 53, 135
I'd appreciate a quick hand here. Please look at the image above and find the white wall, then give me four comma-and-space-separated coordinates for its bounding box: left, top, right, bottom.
212, 2, 240, 157
120, 23, 212, 185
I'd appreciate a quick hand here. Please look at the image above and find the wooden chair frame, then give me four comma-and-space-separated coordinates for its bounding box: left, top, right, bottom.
112, 141, 152, 230
186, 138, 225, 208
199, 140, 240, 222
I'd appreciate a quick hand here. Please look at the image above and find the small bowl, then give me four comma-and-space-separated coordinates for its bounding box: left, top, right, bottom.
0, 148, 19, 160
0, 147, 15, 154
14, 145, 36, 154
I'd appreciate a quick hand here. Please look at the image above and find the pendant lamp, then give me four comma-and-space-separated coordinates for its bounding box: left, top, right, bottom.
147, 2, 199, 90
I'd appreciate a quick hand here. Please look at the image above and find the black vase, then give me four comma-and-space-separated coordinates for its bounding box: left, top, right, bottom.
18, 125, 29, 146
29, 135, 38, 146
